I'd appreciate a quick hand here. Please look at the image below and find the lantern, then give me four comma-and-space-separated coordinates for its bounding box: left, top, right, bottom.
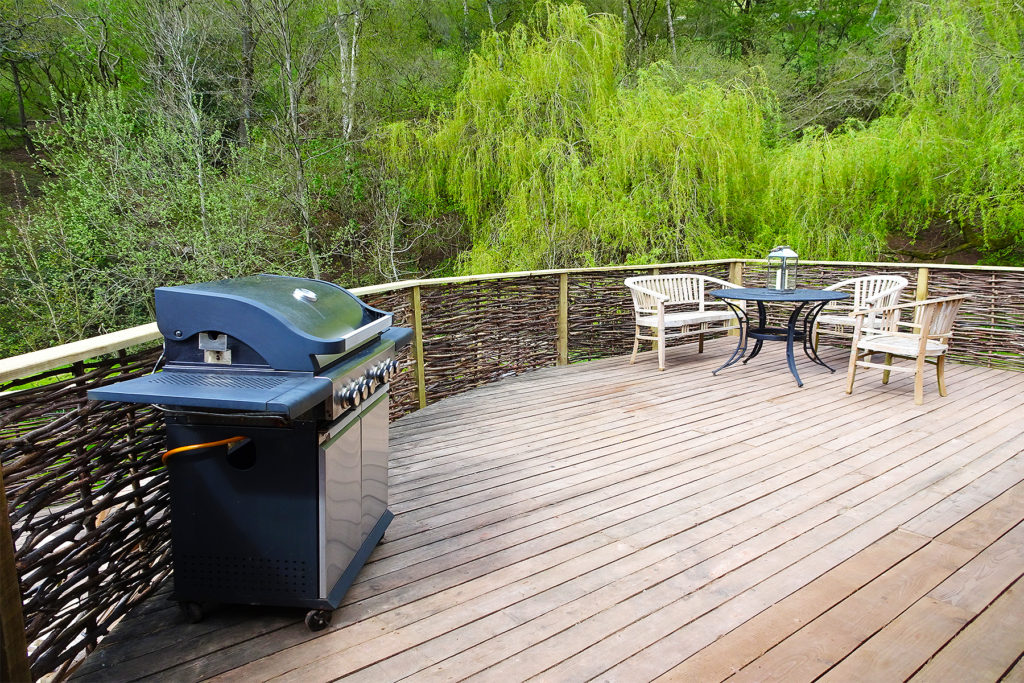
767, 246, 798, 291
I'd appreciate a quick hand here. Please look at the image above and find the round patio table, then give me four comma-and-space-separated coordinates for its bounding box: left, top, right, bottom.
710, 287, 851, 387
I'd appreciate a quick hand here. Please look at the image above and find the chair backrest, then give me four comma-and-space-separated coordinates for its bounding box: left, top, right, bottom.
824, 275, 908, 311
860, 295, 968, 341
917, 296, 967, 339
624, 274, 737, 315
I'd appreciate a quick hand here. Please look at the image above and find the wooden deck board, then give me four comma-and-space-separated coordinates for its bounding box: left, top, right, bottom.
71, 340, 1024, 682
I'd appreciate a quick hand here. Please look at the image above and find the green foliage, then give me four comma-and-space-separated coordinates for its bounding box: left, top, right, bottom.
388, 3, 774, 271
2, 0, 1023, 358
387, 0, 1024, 274
0, 88, 305, 355
898, 0, 1024, 258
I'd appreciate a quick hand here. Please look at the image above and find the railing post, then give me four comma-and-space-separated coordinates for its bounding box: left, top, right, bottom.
728, 260, 744, 336
411, 286, 428, 410
0, 463, 31, 683
557, 273, 568, 366
916, 267, 929, 301
729, 260, 743, 286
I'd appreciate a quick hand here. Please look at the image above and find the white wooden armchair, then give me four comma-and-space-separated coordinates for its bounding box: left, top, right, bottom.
845, 294, 969, 405
813, 275, 908, 350
624, 274, 741, 371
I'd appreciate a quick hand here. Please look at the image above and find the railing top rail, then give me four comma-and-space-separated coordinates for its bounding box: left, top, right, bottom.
352, 260, 1024, 295
2, 259, 1022, 384
349, 259, 742, 294
768, 260, 1023, 272
0, 323, 162, 385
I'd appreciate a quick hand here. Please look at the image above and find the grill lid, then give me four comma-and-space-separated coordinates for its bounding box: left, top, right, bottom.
155, 275, 391, 372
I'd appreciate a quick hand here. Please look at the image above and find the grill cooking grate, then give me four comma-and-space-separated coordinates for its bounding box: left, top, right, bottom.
149, 373, 289, 390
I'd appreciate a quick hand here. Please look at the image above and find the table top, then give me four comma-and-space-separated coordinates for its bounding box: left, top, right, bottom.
711, 287, 851, 303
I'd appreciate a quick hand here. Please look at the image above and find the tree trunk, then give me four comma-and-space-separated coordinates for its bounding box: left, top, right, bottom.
335, 0, 351, 138
626, 0, 646, 54
189, 108, 209, 239
10, 62, 36, 155
665, 0, 676, 56
275, 0, 320, 279
346, 5, 360, 141
238, 0, 256, 145
485, 0, 497, 33
623, 0, 630, 48
462, 0, 470, 44
335, 0, 362, 141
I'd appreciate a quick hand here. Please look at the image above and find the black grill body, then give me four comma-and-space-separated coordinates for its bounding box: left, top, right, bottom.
167, 419, 321, 605
88, 275, 410, 619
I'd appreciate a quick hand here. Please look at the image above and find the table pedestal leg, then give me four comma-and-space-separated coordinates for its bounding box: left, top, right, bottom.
802, 301, 837, 371
743, 301, 767, 364
712, 301, 748, 376
786, 303, 808, 387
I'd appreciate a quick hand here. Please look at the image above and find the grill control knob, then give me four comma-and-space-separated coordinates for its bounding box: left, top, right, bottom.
358, 379, 371, 400
337, 382, 361, 409
371, 362, 391, 383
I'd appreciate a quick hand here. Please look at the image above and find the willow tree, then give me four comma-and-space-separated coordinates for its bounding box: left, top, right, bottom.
760, 0, 1024, 263
387, 2, 775, 272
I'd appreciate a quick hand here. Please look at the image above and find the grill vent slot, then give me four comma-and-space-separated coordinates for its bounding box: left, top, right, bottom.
151, 373, 288, 390
177, 555, 312, 596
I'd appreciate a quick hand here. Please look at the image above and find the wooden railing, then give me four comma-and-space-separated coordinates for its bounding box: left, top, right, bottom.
1, 259, 1022, 680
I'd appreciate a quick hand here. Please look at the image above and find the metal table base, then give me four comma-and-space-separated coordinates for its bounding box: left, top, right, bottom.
711, 288, 851, 387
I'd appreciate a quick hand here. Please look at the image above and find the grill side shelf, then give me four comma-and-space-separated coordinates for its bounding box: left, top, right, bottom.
87, 371, 331, 417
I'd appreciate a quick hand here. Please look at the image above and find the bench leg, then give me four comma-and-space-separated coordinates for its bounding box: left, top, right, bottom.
698, 332, 704, 354
630, 327, 640, 365
882, 354, 893, 384
936, 354, 948, 396
658, 326, 666, 371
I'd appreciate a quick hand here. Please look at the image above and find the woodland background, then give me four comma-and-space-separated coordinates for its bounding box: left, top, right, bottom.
0, 0, 1021, 356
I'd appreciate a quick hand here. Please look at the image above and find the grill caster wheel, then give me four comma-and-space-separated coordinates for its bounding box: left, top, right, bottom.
180, 601, 204, 624
305, 609, 332, 632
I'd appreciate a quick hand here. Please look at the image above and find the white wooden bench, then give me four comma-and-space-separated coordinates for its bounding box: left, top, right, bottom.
625, 274, 741, 370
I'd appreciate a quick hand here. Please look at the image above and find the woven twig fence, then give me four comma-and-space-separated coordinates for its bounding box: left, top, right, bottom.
2, 260, 1023, 680
928, 268, 1024, 370
567, 263, 733, 363
361, 290, 418, 420
418, 276, 561, 403
0, 347, 168, 680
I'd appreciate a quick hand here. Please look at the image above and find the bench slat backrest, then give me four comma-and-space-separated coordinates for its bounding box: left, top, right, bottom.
624, 275, 737, 316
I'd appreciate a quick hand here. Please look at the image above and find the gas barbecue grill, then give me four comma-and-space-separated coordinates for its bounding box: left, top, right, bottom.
88, 275, 411, 630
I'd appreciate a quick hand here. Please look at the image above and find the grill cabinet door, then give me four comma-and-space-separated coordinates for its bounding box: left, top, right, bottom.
165, 422, 319, 605
320, 417, 362, 598
361, 392, 390, 537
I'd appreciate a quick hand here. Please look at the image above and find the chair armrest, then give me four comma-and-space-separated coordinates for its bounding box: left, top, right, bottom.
701, 276, 740, 290
626, 282, 670, 302
851, 294, 971, 317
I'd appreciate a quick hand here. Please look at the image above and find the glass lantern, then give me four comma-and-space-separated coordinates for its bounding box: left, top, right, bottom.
767, 245, 799, 291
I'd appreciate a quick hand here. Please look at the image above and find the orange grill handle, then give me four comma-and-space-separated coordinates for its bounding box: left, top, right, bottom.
162, 436, 248, 465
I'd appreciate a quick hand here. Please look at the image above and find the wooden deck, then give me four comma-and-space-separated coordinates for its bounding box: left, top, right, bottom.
72, 339, 1024, 682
